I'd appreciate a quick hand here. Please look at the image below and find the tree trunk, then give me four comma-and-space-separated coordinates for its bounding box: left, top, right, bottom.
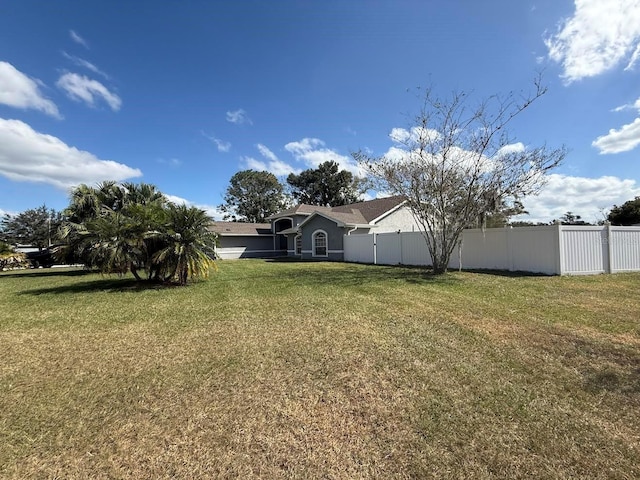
130, 264, 142, 281
432, 261, 448, 275
178, 265, 188, 285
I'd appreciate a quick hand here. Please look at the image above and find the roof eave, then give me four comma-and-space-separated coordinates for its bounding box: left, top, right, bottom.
216, 233, 275, 237
345, 223, 374, 229
267, 211, 312, 220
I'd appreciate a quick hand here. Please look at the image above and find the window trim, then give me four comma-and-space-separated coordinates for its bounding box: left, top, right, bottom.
312, 229, 328, 257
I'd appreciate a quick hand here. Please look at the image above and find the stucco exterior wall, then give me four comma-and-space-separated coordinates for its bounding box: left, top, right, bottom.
373, 206, 419, 233
299, 216, 345, 260
292, 214, 309, 227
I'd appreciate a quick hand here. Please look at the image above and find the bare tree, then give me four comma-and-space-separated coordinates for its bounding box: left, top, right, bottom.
353, 78, 566, 274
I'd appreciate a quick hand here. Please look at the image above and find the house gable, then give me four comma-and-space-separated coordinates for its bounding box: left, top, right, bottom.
371, 205, 420, 233
299, 215, 347, 261
297, 210, 369, 230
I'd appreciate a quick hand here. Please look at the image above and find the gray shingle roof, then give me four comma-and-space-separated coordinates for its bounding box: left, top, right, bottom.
267, 204, 332, 219
310, 210, 368, 225
209, 221, 273, 236
218, 196, 406, 235
330, 195, 405, 222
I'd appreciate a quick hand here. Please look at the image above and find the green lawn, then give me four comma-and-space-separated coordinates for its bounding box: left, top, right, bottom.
1, 261, 639, 479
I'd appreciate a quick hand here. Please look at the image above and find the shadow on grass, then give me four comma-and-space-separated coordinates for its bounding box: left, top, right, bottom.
460, 268, 551, 278
266, 257, 552, 278
540, 328, 640, 395
0, 267, 94, 279
18, 277, 177, 295
584, 367, 640, 395
243, 260, 462, 288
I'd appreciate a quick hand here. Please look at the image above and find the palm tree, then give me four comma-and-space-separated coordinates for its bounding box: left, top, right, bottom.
122, 182, 166, 207
61, 182, 166, 273
60, 182, 217, 286
151, 204, 217, 285
65, 183, 101, 224
72, 208, 147, 279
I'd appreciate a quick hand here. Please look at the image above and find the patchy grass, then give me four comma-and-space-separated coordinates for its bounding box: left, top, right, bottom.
0, 261, 639, 478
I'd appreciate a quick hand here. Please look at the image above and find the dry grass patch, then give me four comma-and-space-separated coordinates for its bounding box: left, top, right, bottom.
1, 263, 639, 478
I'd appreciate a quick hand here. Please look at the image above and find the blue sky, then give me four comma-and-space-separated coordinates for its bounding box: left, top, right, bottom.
1, 0, 639, 223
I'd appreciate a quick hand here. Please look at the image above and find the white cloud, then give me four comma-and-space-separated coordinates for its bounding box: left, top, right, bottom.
213, 138, 231, 152
380, 145, 409, 162
69, 30, 89, 49
0, 118, 141, 189
243, 145, 300, 176
592, 117, 640, 154
389, 128, 411, 143
201, 131, 231, 152
165, 194, 224, 220
226, 109, 252, 125
625, 44, 640, 70
496, 142, 526, 157
545, 0, 640, 83
389, 126, 441, 144
514, 174, 640, 223
265, 159, 298, 176
243, 156, 268, 171
165, 194, 189, 205
284, 138, 324, 156
256, 143, 278, 162
380, 135, 500, 174
62, 51, 109, 79
612, 104, 630, 113
56, 73, 121, 111
284, 137, 363, 176
0, 62, 60, 118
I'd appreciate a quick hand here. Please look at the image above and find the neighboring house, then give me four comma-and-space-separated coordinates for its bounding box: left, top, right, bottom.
210, 195, 419, 261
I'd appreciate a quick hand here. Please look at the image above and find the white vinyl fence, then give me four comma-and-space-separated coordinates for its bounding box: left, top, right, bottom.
344, 225, 640, 275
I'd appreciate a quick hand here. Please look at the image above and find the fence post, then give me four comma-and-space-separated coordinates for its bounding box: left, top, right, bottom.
373, 233, 377, 265
606, 224, 613, 274
556, 224, 564, 275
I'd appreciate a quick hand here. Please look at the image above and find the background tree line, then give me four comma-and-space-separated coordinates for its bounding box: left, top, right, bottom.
218, 160, 368, 223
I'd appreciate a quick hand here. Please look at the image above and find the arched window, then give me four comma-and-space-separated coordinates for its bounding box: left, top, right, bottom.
295, 234, 302, 255
312, 230, 327, 257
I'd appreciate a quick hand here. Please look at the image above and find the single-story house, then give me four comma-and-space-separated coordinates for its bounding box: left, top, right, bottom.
211, 195, 419, 260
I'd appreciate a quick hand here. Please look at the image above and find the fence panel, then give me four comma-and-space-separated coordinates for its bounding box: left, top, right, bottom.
560, 226, 608, 275
376, 232, 402, 265
343, 234, 375, 264
509, 226, 560, 275
401, 232, 431, 266
458, 229, 509, 270
610, 227, 640, 272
